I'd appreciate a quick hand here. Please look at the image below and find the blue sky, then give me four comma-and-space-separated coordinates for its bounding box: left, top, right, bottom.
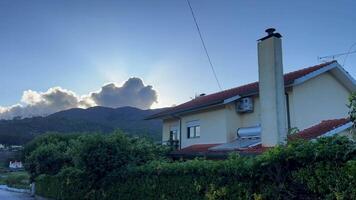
1, 0, 356, 110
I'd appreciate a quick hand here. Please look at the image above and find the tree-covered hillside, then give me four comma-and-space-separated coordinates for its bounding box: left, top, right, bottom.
0, 106, 166, 145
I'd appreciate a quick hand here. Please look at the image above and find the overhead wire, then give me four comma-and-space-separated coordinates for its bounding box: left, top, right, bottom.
186, 0, 223, 91
342, 42, 356, 66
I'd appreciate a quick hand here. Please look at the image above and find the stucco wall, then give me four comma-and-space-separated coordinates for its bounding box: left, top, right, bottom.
162, 102, 262, 148
239, 96, 261, 128
290, 72, 350, 130
162, 119, 179, 144
180, 107, 228, 148
161, 71, 352, 148
224, 103, 242, 142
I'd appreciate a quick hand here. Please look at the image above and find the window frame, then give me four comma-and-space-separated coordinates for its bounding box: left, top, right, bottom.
187, 121, 200, 139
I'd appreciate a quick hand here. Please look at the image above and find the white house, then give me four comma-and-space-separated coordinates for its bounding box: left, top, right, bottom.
148, 29, 356, 157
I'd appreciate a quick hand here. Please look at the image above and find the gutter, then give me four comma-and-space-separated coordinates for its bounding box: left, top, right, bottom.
318, 121, 353, 138
170, 151, 260, 160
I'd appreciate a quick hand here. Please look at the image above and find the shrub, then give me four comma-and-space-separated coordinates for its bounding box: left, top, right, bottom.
33, 136, 355, 200
23, 134, 76, 181
4, 172, 30, 189
28, 130, 169, 198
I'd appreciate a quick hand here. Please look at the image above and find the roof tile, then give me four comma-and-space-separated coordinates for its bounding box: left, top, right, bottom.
151, 61, 336, 119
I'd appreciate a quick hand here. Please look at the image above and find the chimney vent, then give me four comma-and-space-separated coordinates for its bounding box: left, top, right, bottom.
259, 28, 282, 41
266, 28, 275, 35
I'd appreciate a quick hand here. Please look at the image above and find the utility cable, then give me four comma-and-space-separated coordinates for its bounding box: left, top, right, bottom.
186, 0, 223, 90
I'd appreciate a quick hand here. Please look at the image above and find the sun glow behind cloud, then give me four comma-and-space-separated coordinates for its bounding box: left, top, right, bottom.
0, 78, 158, 119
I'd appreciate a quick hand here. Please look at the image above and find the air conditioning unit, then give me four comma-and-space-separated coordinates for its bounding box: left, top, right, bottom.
236, 97, 254, 113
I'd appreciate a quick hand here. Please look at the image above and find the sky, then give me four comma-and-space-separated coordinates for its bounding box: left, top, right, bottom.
0, 0, 356, 118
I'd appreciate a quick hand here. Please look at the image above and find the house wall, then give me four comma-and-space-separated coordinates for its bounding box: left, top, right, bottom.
224, 103, 242, 141
289, 72, 350, 130
180, 107, 228, 148
161, 71, 352, 149
162, 119, 179, 144
162, 106, 234, 148
239, 96, 261, 128
224, 97, 262, 141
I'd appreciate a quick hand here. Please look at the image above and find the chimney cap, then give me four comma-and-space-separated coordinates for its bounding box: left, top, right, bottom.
265, 28, 276, 35
258, 28, 282, 41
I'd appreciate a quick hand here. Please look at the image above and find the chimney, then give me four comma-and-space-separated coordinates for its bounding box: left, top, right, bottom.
257, 28, 287, 147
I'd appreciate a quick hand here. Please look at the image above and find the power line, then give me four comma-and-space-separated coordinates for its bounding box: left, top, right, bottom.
343, 42, 356, 66
318, 43, 356, 66
318, 50, 356, 60
186, 0, 223, 91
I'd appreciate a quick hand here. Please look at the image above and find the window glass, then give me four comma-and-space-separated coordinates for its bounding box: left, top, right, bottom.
195, 126, 200, 137
170, 130, 178, 140
187, 127, 193, 138
187, 124, 200, 138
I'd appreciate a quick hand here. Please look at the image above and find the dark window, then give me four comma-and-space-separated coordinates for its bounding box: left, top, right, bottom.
187, 125, 200, 138
169, 130, 178, 140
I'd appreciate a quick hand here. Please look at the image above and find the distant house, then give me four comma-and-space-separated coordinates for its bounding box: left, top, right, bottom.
148, 29, 356, 158
9, 161, 23, 169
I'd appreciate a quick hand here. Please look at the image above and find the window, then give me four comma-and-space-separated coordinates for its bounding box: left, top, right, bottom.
187, 121, 200, 138
169, 130, 178, 140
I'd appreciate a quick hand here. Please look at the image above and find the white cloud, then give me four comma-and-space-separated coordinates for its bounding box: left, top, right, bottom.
0, 78, 157, 120
90, 78, 157, 109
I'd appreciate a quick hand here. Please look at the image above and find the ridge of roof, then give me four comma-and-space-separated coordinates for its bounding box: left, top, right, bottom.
149, 61, 337, 119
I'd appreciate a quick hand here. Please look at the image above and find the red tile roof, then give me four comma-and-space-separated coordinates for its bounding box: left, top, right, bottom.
172, 118, 350, 157
288, 118, 350, 141
149, 61, 337, 119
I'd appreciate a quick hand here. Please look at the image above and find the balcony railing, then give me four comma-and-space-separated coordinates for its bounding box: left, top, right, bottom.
165, 139, 179, 150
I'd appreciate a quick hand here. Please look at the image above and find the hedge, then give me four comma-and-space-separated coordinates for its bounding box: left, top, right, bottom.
35, 136, 356, 200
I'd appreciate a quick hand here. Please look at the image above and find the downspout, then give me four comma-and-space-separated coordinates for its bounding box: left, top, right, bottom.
285, 92, 291, 129
179, 117, 182, 149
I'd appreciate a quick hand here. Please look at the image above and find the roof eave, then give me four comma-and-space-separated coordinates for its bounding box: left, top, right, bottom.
146, 100, 225, 120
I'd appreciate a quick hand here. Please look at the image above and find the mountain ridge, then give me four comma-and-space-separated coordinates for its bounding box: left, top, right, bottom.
0, 106, 167, 145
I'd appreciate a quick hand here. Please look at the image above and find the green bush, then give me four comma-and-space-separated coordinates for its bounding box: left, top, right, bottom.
33, 136, 356, 200
36, 167, 86, 200
28, 131, 169, 199
1, 171, 30, 189
23, 133, 78, 181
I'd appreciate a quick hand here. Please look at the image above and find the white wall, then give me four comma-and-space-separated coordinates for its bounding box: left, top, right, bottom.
162, 119, 179, 144
224, 103, 242, 141
162, 102, 261, 148
239, 97, 261, 128
161, 71, 352, 148
290, 72, 350, 130
180, 107, 228, 148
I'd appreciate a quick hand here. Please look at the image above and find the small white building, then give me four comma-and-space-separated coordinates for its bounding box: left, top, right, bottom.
148, 29, 356, 157
9, 161, 23, 169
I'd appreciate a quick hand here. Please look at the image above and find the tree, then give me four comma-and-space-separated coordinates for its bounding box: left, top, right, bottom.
348, 93, 356, 138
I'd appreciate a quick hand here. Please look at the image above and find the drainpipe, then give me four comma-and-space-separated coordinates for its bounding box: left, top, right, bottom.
285, 92, 291, 129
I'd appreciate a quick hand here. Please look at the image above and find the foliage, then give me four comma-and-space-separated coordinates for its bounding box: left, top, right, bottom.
31, 135, 356, 200
23, 133, 78, 181
0, 171, 30, 189
24, 131, 168, 199
348, 92, 356, 123
348, 92, 356, 139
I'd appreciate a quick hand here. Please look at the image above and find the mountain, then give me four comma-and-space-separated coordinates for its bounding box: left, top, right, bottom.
0, 106, 166, 145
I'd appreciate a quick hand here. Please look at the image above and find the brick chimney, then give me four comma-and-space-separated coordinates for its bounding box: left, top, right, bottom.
258, 28, 287, 147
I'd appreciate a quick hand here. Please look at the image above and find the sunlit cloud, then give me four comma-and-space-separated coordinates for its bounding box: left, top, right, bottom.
0, 78, 157, 120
